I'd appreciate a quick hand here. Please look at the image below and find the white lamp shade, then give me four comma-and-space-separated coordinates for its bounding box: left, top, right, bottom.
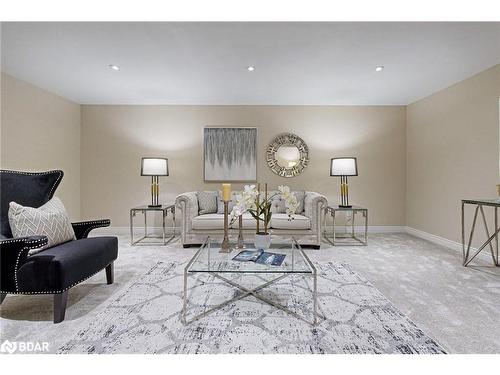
141, 157, 169, 176
330, 157, 358, 176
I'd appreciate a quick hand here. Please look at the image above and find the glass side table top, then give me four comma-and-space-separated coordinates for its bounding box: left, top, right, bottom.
130, 204, 175, 211
327, 205, 367, 211
462, 199, 500, 207
187, 237, 315, 274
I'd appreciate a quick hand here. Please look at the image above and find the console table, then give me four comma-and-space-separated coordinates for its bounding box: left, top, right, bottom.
130, 204, 175, 245
461, 199, 499, 267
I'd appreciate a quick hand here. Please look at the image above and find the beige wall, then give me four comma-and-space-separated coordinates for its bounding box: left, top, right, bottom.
406, 64, 500, 244
81, 105, 406, 227
3, 64, 498, 243
0, 73, 81, 219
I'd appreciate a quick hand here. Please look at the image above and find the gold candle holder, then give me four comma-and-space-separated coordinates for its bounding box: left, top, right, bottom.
220, 200, 232, 253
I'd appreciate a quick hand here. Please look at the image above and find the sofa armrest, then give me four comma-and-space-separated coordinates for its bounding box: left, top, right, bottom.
175, 192, 199, 238
0, 235, 48, 292
176, 192, 198, 219
304, 192, 327, 232
72, 219, 111, 239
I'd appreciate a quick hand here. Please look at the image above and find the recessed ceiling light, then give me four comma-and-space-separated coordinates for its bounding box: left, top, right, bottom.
375, 66, 384, 72
246, 66, 255, 72
108, 64, 120, 71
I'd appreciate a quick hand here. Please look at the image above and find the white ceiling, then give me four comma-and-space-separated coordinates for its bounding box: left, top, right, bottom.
1, 22, 499, 105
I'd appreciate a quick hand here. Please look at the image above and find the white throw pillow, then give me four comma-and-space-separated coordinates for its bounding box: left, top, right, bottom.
8, 197, 76, 255
277, 191, 306, 214
197, 191, 218, 215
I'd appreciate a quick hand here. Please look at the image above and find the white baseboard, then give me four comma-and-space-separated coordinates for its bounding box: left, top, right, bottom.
324, 225, 406, 233
405, 226, 496, 262
405, 227, 464, 252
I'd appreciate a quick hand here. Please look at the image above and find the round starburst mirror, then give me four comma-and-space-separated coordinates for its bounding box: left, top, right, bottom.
266, 133, 309, 177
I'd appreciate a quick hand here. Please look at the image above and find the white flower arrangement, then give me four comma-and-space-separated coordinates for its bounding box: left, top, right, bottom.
230, 184, 297, 227
278, 185, 299, 219
229, 184, 257, 225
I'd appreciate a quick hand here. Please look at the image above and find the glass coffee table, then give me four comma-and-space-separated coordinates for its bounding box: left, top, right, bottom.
182, 236, 323, 325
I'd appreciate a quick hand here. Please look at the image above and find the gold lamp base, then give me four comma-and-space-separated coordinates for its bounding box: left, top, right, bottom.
149, 176, 161, 207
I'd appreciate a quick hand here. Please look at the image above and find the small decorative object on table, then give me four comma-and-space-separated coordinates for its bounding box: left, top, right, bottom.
141, 157, 169, 208
232, 249, 286, 266
220, 183, 232, 253
330, 157, 358, 208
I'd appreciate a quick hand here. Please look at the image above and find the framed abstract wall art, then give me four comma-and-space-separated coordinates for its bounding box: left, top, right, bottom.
204, 127, 257, 181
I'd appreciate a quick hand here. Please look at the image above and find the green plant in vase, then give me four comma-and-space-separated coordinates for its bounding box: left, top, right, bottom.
257, 184, 299, 249
230, 183, 298, 250
249, 183, 272, 249
247, 183, 272, 235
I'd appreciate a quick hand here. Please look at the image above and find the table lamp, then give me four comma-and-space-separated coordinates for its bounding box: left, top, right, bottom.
141, 157, 169, 207
330, 157, 358, 208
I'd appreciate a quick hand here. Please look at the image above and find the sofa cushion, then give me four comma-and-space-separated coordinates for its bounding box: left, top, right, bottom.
1, 170, 63, 238
8, 197, 76, 255
277, 191, 305, 214
230, 213, 257, 229
192, 214, 224, 230
197, 191, 218, 215
270, 214, 310, 230
16, 236, 118, 292
270, 194, 282, 214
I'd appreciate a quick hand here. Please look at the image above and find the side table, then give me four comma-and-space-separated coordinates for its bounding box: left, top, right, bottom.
130, 204, 175, 245
324, 205, 368, 246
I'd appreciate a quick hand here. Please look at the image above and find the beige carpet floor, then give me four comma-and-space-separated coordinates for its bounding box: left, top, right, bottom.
1, 233, 499, 353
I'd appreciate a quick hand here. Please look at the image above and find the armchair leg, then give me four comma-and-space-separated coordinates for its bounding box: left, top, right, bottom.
105, 262, 114, 285
0, 292, 6, 304
54, 291, 68, 323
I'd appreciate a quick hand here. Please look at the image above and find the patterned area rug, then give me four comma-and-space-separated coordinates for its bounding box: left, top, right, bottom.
59, 261, 445, 354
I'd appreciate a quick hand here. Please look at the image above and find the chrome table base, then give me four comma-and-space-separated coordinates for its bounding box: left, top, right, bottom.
182, 237, 323, 326
462, 199, 499, 267
182, 271, 323, 326
323, 205, 368, 246
130, 204, 176, 246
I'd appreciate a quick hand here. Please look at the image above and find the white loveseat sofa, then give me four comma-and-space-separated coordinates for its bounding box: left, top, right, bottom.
175, 190, 327, 249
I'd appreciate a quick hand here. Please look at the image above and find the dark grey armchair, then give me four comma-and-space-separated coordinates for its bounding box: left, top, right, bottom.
0, 170, 118, 323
